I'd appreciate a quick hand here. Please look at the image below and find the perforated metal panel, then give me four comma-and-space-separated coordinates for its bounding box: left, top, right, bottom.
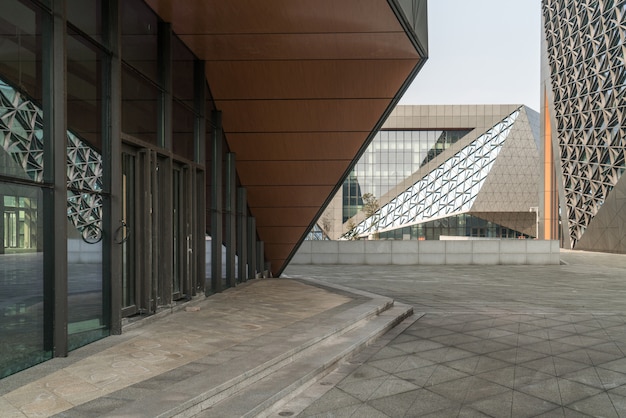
543, 0, 626, 248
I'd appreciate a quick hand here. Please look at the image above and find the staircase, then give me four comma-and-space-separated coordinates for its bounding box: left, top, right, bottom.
103, 278, 413, 418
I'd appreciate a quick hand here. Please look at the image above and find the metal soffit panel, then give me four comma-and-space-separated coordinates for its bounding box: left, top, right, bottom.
146, 0, 424, 272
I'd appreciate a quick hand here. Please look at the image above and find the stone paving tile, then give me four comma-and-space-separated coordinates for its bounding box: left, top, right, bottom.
285, 252, 626, 417
2, 279, 351, 418
567, 392, 620, 417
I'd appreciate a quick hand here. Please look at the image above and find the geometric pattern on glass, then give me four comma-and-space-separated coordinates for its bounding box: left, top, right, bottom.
543, 0, 626, 247
346, 109, 521, 238
0, 80, 44, 182
0, 78, 103, 238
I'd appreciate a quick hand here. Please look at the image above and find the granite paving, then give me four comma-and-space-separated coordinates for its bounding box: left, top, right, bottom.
281, 250, 626, 417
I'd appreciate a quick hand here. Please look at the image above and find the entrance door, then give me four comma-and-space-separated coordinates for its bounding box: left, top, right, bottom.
120, 145, 154, 317
120, 143, 195, 316
121, 148, 139, 316
172, 163, 192, 301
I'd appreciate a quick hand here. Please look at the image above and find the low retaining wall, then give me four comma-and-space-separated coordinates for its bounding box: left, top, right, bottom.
291, 240, 560, 265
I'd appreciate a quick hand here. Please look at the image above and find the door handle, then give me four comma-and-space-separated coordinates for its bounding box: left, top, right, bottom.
114, 220, 130, 244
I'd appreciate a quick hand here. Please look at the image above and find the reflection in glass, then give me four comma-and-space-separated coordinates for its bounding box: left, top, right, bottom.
67, 0, 102, 44
0, 0, 43, 105
122, 64, 159, 144
0, 183, 48, 378
172, 100, 195, 161
66, 29, 108, 351
0, 79, 44, 182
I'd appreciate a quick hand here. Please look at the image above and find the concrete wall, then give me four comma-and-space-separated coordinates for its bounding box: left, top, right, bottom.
291, 240, 560, 265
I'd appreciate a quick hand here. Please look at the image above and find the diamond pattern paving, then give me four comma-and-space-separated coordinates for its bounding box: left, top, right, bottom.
288, 252, 626, 417
298, 309, 626, 417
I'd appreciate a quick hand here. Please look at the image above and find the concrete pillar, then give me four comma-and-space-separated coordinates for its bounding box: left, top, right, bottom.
209, 111, 223, 294
247, 216, 256, 280
225, 153, 236, 288
43, 0, 68, 357
236, 187, 247, 283
257, 240, 264, 276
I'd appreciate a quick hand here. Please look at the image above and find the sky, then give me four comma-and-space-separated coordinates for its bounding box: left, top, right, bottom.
400, 0, 542, 111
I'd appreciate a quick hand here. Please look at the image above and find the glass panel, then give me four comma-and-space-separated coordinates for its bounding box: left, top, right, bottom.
0, 0, 44, 181
67, 0, 102, 44
67, 29, 103, 150
121, 0, 158, 83
66, 28, 107, 350
172, 100, 194, 161
0, 0, 43, 104
172, 168, 181, 296
122, 153, 136, 312
172, 35, 194, 107
122, 64, 159, 145
0, 182, 49, 378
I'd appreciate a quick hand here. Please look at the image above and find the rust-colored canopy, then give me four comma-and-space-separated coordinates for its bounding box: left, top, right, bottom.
146, 0, 426, 275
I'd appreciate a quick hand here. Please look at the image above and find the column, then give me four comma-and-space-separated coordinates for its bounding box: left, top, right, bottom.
103, 0, 123, 335
256, 240, 264, 277
43, 0, 68, 357
209, 111, 223, 294
225, 153, 237, 288
236, 187, 247, 283
157, 22, 172, 151
193, 59, 206, 292
247, 216, 256, 280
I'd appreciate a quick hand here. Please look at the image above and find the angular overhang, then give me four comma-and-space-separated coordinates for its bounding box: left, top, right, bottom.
145, 0, 427, 275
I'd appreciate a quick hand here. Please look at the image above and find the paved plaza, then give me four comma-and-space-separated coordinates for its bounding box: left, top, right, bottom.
281, 250, 626, 417
2, 250, 626, 417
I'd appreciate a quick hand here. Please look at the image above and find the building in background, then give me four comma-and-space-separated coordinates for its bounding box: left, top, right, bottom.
317, 105, 540, 241
0, 0, 427, 378
541, 0, 626, 252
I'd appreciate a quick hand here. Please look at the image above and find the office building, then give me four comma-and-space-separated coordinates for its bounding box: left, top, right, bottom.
317, 105, 540, 241
541, 0, 626, 252
0, 0, 428, 378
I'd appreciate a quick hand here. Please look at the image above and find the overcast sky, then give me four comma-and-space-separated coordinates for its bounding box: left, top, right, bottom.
400, 0, 541, 111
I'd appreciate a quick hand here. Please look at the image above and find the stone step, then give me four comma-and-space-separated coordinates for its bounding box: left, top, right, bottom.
102, 281, 412, 418
202, 304, 414, 418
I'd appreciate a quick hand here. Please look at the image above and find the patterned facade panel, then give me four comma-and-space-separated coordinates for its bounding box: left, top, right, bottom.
347, 109, 521, 238
0, 82, 44, 182
0, 79, 103, 239
470, 107, 541, 214
542, 0, 626, 249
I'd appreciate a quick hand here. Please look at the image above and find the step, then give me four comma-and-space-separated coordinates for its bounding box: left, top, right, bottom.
201, 304, 414, 418
101, 280, 411, 418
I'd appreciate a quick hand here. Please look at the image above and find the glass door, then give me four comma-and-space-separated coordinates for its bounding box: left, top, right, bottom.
121, 150, 139, 316
120, 145, 155, 317
172, 163, 193, 301
172, 166, 182, 299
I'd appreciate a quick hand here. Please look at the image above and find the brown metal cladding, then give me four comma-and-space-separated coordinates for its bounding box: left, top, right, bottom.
145, 0, 423, 274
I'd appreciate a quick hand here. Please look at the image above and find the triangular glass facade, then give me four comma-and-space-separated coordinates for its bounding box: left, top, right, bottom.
347, 109, 521, 237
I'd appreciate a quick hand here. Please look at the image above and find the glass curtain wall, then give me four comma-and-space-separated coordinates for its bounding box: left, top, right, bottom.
377, 214, 532, 241
345, 129, 472, 219
0, 0, 49, 379
1, 0, 213, 379
65, 9, 109, 349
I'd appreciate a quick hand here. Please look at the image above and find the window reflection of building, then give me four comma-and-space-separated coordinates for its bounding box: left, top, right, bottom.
2, 195, 38, 251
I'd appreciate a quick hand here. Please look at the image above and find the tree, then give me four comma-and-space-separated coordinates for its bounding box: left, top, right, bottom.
320, 213, 332, 238
361, 193, 380, 239
361, 193, 379, 217
345, 218, 359, 240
